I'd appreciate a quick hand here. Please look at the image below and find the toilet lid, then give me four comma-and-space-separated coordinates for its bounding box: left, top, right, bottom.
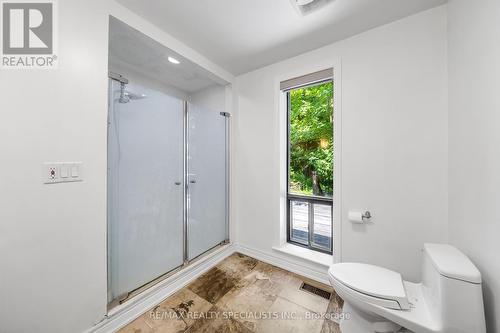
329, 263, 410, 309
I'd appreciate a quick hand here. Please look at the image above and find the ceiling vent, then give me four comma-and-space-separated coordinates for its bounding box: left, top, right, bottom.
290, 0, 335, 16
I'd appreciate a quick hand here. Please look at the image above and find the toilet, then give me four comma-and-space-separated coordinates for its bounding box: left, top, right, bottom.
328, 244, 486, 333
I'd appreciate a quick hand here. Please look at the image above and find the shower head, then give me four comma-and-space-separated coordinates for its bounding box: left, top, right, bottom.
124, 91, 147, 100
118, 94, 129, 104
118, 82, 147, 103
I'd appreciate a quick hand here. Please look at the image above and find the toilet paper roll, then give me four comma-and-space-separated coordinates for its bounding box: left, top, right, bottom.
348, 211, 364, 223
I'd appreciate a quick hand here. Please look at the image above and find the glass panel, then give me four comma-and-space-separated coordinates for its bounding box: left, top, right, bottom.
312, 203, 332, 251
107, 80, 184, 301
290, 200, 309, 245
187, 102, 227, 260
288, 81, 333, 198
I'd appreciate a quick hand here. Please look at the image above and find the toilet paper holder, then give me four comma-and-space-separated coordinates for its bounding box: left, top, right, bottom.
348, 210, 373, 223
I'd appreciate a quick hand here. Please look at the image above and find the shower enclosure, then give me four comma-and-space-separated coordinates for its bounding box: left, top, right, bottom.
107, 75, 229, 304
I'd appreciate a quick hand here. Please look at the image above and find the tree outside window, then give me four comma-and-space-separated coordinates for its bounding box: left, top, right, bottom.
289, 81, 333, 197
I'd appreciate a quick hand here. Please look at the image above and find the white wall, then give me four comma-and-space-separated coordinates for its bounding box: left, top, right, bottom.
234, 6, 448, 282
0, 1, 234, 332
447, 1, 500, 332
189, 84, 227, 112
0, 1, 109, 332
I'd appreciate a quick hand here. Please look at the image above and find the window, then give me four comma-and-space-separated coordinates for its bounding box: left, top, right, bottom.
284, 72, 333, 254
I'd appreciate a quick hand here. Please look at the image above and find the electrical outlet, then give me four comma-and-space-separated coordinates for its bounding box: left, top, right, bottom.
43, 162, 83, 184
47, 165, 58, 182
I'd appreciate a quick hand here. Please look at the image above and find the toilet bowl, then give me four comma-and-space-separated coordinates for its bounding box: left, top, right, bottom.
328, 244, 486, 333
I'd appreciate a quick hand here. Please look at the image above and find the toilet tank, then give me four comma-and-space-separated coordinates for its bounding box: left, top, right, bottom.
421, 243, 486, 333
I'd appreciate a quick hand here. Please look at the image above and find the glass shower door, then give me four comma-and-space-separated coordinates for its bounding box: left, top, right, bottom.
107, 80, 184, 302
187, 103, 228, 260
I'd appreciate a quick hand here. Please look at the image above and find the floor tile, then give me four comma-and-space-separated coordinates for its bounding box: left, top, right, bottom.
118, 253, 344, 333
188, 266, 239, 304
324, 291, 344, 323
149, 288, 213, 332
320, 319, 342, 333
118, 288, 213, 333
217, 252, 259, 279
184, 306, 254, 333
216, 278, 281, 331
118, 316, 154, 333
254, 297, 324, 333
277, 274, 330, 314
251, 261, 296, 285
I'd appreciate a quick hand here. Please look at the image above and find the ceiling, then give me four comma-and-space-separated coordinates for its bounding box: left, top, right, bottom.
116, 0, 447, 75
109, 17, 227, 94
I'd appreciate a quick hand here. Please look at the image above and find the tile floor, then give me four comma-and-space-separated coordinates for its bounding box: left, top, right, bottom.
119, 253, 344, 333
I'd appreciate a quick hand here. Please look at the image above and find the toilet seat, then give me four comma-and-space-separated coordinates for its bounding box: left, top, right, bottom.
329, 263, 410, 310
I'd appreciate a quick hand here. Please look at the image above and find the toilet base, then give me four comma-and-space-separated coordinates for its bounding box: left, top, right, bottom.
340, 302, 404, 333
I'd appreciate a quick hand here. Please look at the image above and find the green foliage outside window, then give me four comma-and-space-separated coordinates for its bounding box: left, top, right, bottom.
289, 81, 333, 197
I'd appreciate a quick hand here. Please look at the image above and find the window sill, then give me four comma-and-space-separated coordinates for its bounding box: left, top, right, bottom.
272, 243, 333, 268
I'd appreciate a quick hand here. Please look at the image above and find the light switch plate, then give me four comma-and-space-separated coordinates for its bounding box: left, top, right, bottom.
43, 162, 83, 184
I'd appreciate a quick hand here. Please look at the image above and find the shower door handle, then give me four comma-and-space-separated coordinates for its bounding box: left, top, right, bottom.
188, 173, 197, 185
174, 182, 182, 186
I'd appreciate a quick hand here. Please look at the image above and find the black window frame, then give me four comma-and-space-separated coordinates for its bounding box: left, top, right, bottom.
285, 79, 334, 255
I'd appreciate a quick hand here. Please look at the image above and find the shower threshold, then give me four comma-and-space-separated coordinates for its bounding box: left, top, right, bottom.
107, 240, 231, 311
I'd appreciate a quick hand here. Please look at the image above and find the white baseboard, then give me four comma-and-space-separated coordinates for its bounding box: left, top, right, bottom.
234, 244, 330, 285
86, 244, 236, 333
